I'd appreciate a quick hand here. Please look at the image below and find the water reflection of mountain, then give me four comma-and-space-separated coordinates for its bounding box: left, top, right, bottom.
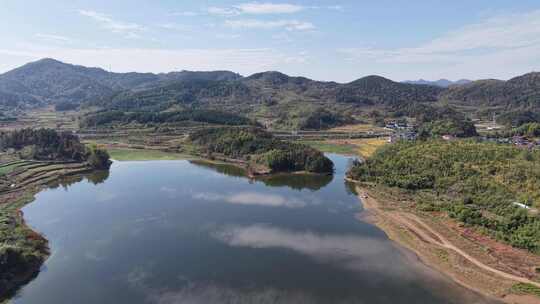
189, 160, 333, 191
47, 170, 110, 190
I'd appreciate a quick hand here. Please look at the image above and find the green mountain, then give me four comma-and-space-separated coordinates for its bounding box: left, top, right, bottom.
440, 72, 540, 109
0, 58, 241, 108
2, 58, 539, 128
98, 72, 443, 112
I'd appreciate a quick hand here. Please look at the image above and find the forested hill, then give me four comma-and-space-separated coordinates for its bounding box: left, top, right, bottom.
347, 140, 540, 252
0, 59, 442, 111
94, 72, 443, 112
440, 72, 540, 109
2, 58, 540, 120
0, 58, 241, 108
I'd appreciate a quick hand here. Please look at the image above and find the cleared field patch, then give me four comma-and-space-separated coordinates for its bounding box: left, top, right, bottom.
352, 138, 388, 158
300, 137, 388, 158
108, 148, 193, 161
0, 161, 30, 175
300, 140, 357, 155
326, 137, 388, 158
329, 123, 386, 133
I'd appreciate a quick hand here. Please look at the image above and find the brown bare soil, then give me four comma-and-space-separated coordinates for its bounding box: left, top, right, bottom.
355, 184, 540, 304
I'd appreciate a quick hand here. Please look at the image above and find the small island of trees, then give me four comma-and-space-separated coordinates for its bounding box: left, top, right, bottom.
189, 127, 334, 174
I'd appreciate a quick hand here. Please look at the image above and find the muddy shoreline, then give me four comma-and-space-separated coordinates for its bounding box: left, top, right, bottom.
352, 182, 540, 304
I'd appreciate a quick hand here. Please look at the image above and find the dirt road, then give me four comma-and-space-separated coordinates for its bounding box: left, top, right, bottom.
357, 187, 540, 289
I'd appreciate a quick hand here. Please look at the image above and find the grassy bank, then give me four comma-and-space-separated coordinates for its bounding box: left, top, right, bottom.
300, 138, 387, 158
107, 148, 194, 161
300, 140, 358, 155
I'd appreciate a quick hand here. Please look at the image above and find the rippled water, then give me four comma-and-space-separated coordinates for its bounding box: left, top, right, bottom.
13, 155, 498, 304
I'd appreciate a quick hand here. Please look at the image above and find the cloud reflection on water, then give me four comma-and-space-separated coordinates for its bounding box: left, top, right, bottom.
212, 224, 412, 277
147, 284, 320, 304
193, 191, 307, 208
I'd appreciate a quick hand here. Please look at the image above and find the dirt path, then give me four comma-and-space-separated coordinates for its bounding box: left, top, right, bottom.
357, 187, 540, 289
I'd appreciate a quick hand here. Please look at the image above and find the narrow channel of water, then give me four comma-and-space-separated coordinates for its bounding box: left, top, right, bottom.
14, 154, 498, 303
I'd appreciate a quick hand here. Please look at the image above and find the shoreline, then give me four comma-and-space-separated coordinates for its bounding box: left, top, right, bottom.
0, 162, 100, 303
352, 182, 540, 304
190, 157, 333, 178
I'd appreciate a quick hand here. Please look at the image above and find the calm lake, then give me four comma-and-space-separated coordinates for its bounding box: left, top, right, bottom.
14, 154, 498, 304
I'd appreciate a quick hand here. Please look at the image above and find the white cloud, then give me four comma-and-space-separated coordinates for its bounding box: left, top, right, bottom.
193, 191, 307, 208
78, 10, 145, 38
338, 10, 540, 80
208, 3, 343, 16
35, 33, 72, 43
208, 7, 240, 17
225, 19, 315, 31
233, 2, 304, 14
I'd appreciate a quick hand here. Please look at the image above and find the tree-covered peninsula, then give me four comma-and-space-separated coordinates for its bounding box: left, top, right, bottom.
0, 128, 111, 301
189, 127, 334, 175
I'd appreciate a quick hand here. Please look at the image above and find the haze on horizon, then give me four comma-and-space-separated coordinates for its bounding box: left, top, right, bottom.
1, 0, 540, 82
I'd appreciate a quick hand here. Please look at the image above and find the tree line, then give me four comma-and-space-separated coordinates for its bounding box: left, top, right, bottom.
80, 109, 255, 128
0, 128, 110, 169
347, 140, 540, 252
189, 127, 334, 174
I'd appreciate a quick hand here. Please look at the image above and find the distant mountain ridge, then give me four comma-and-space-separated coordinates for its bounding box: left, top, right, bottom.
0, 59, 442, 111
0, 58, 241, 108
100, 72, 444, 113
439, 72, 540, 108
1, 58, 539, 119
403, 79, 472, 88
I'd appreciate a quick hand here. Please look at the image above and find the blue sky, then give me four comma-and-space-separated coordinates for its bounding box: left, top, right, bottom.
1, 0, 540, 82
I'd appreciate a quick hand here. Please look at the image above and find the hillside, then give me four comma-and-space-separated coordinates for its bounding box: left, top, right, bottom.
96, 72, 443, 114
0, 58, 241, 109
0, 59, 443, 111
347, 140, 540, 252
440, 72, 540, 109
2, 58, 540, 128
336, 75, 443, 105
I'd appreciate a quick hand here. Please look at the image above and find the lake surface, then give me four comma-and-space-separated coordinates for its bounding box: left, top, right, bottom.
14, 154, 498, 304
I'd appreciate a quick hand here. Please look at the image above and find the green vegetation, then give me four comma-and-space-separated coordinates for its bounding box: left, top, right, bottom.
348, 140, 540, 252
54, 101, 79, 112
415, 106, 478, 138
86, 144, 112, 169
189, 127, 334, 174
0, 128, 111, 169
508, 123, 540, 137
80, 109, 255, 128
277, 108, 354, 130
300, 141, 357, 155
441, 72, 540, 109
0, 161, 26, 176
510, 283, 540, 297
497, 110, 540, 127
108, 148, 192, 161
0, 194, 48, 301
